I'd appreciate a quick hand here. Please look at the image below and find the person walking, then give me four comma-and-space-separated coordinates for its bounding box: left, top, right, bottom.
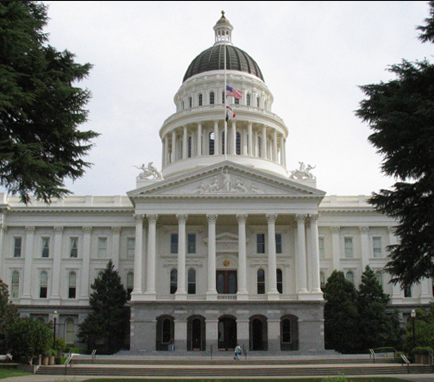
234, 344, 242, 360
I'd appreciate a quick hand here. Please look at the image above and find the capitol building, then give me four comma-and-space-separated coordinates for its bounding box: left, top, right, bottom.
0, 12, 431, 354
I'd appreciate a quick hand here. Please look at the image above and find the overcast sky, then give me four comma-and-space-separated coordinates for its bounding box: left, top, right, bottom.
24, 1, 434, 197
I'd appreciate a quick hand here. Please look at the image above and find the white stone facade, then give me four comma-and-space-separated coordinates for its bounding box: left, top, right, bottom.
0, 12, 431, 354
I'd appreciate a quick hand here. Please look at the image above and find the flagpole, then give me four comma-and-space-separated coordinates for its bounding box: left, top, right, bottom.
224, 32, 228, 161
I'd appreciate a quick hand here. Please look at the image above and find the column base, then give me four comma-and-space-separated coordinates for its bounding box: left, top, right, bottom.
267, 291, 280, 301
175, 291, 187, 300
298, 290, 323, 301
237, 291, 249, 301
206, 291, 218, 301
143, 291, 157, 301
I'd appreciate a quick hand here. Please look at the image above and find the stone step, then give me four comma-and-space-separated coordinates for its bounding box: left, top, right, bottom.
36, 363, 434, 377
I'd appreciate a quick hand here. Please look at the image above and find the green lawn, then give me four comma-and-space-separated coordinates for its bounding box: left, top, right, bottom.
0, 366, 31, 379
79, 379, 412, 382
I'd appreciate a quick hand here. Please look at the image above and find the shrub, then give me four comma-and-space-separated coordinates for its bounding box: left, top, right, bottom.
412, 346, 433, 355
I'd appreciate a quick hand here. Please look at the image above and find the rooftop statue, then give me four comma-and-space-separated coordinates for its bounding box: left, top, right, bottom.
289, 162, 316, 180
135, 162, 164, 180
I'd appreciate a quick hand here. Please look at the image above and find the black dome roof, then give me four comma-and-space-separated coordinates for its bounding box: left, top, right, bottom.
183, 44, 265, 83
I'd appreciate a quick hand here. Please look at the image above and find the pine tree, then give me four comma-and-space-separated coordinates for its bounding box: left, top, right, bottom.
323, 270, 360, 353
0, 279, 19, 352
356, 267, 402, 351
356, 1, 434, 286
0, 1, 98, 203
78, 260, 129, 354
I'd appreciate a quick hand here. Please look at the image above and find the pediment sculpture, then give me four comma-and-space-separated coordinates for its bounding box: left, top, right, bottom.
193, 168, 263, 194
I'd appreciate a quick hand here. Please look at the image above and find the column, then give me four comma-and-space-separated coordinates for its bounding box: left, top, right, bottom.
163, 135, 169, 166
360, 226, 369, 270
267, 214, 279, 299
213, 121, 220, 155
132, 215, 144, 298
22, 226, 35, 302
145, 214, 158, 299
80, 227, 92, 303
51, 226, 63, 302
262, 125, 267, 159
231, 120, 236, 155
237, 214, 248, 299
182, 126, 188, 159
242, 128, 248, 156
309, 214, 322, 295
331, 227, 341, 270
197, 122, 202, 157
171, 131, 176, 163
296, 215, 308, 295
174, 318, 187, 351
111, 227, 121, 269
273, 130, 278, 162
206, 214, 218, 299
388, 227, 403, 300
0, 220, 4, 282
248, 122, 253, 156
205, 318, 219, 352
176, 214, 188, 299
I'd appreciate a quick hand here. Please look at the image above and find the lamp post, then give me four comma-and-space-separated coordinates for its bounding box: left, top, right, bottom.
411, 309, 416, 350
53, 311, 58, 350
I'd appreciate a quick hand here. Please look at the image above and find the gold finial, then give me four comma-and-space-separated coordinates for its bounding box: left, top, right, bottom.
221, 10, 225, 16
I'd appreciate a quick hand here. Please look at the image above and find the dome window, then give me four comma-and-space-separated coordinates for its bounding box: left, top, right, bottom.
209, 132, 215, 155
189, 97, 192, 108
247, 94, 251, 106
198, 93, 203, 106
235, 98, 239, 105
210, 92, 215, 105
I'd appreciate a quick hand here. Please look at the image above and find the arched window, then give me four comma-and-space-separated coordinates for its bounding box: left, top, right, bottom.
189, 97, 192, 108
320, 271, 326, 289
170, 269, 177, 294
198, 93, 203, 106
236, 132, 241, 155
277, 269, 283, 294
345, 270, 354, 284
188, 268, 196, 294
257, 137, 262, 157
235, 98, 239, 105
40, 271, 48, 298
247, 93, 251, 106
11, 271, 19, 298
256, 97, 260, 108
257, 269, 265, 294
210, 92, 215, 105
209, 132, 215, 155
222, 91, 225, 104
162, 318, 172, 344
281, 315, 299, 350
68, 272, 76, 299
65, 318, 75, 345
182, 101, 184, 110
188, 136, 192, 158
127, 272, 134, 299
221, 131, 225, 154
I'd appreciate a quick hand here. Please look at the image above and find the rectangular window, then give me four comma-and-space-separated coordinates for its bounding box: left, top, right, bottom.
187, 234, 196, 254
13, 237, 22, 258
275, 234, 282, 254
98, 237, 107, 258
344, 237, 353, 258
171, 234, 178, 254
373, 237, 382, 258
70, 237, 78, 258
41, 237, 50, 258
257, 233, 265, 254
127, 238, 135, 258
319, 237, 325, 259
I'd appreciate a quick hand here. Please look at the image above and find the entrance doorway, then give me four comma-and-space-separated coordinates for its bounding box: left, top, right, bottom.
216, 270, 237, 294
218, 316, 237, 350
250, 315, 268, 351
187, 315, 205, 351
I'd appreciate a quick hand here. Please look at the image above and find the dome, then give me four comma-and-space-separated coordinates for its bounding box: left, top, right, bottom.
182, 44, 265, 83
182, 12, 265, 83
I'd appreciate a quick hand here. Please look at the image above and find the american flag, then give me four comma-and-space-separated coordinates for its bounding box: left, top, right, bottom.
226, 86, 243, 100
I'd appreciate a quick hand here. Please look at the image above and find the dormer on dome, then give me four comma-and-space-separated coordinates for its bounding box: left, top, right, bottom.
213, 11, 233, 45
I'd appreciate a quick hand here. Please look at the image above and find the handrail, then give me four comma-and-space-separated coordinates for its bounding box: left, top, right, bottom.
400, 354, 411, 373
64, 352, 73, 375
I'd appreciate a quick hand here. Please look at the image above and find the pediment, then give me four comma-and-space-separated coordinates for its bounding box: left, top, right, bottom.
128, 161, 325, 199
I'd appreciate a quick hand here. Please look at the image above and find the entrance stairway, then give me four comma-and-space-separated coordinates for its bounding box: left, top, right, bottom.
35, 355, 434, 378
